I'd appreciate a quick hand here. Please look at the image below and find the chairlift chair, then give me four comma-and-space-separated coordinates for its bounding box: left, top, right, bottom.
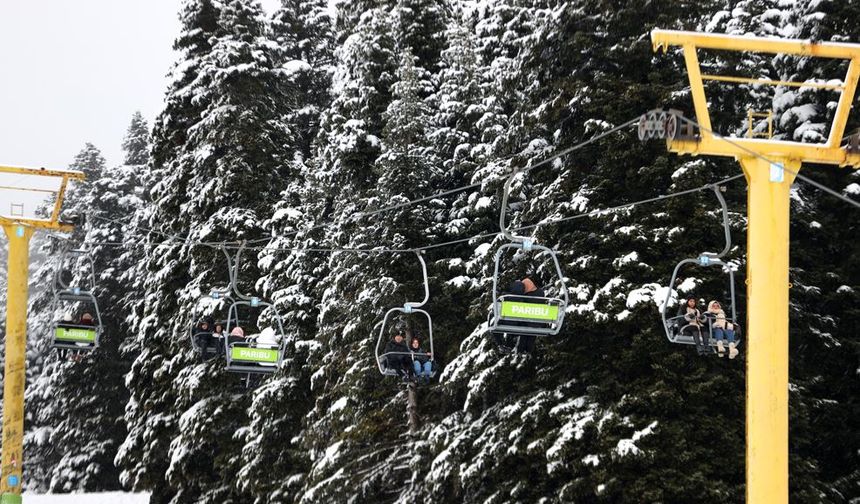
661, 255, 743, 347
375, 251, 436, 379
488, 242, 568, 337
487, 165, 569, 341
50, 248, 103, 352
660, 185, 743, 349
224, 296, 288, 374
217, 244, 289, 377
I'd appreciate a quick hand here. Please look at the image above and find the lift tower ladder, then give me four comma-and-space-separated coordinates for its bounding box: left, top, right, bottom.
650, 30, 860, 503
0, 164, 84, 504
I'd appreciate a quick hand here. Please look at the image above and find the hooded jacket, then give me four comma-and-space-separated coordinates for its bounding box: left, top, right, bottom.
707, 301, 733, 330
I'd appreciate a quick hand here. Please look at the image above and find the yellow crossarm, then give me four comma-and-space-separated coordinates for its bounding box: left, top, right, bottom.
0, 216, 75, 232
702, 74, 845, 90
652, 29, 860, 59
0, 164, 85, 181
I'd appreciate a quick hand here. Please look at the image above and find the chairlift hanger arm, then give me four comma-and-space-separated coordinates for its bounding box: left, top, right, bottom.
404, 251, 430, 310
708, 185, 732, 259
499, 165, 532, 244
223, 243, 253, 301
53, 247, 97, 292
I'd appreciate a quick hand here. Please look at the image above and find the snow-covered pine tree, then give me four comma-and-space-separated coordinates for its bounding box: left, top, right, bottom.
407, 1, 761, 501
426, 12, 513, 336
118, 1, 294, 501
707, 2, 860, 498
237, 3, 338, 501
116, 4, 225, 499
289, 38, 445, 503
331, 0, 393, 43
122, 112, 151, 166
272, 6, 397, 500
272, 0, 335, 158
24, 135, 143, 493
392, 0, 447, 76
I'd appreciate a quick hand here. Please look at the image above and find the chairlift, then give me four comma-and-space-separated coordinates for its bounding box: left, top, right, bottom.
660, 186, 743, 350
50, 247, 103, 353
218, 244, 289, 379
487, 165, 569, 343
375, 251, 436, 379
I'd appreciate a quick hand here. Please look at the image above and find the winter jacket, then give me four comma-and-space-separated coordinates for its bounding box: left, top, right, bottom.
706, 301, 734, 330
256, 327, 278, 347
526, 287, 546, 299
683, 306, 703, 327
410, 344, 430, 363
384, 339, 410, 369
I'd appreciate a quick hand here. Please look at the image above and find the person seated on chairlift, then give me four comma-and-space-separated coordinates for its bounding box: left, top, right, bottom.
493, 280, 525, 351
705, 300, 738, 359
228, 326, 246, 346
256, 327, 278, 348
67, 312, 96, 362
57, 313, 74, 360
193, 318, 218, 358
679, 297, 709, 356
516, 277, 545, 353
383, 329, 411, 379
213, 322, 225, 338
409, 333, 433, 383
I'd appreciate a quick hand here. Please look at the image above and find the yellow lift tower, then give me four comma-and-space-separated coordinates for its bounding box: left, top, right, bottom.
0, 165, 84, 504
650, 30, 860, 502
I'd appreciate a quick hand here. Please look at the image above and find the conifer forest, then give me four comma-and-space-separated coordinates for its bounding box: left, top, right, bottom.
2, 0, 860, 503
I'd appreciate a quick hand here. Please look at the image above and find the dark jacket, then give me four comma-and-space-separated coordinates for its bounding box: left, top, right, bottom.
526, 287, 546, 299
410, 344, 430, 363
384, 339, 410, 369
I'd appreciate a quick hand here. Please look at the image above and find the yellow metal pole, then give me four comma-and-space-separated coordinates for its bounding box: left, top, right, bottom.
741, 156, 797, 504
0, 224, 32, 504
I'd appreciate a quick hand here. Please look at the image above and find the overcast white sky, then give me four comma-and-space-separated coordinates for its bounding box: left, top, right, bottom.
0, 0, 279, 217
